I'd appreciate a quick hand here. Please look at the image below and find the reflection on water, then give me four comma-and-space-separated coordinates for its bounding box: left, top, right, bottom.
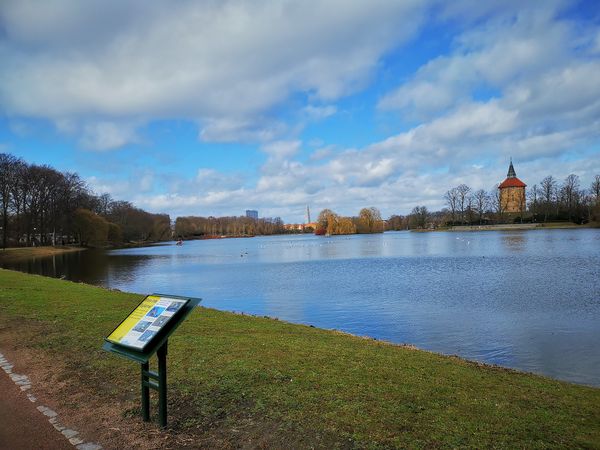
3, 229, 600, 386
502, 233, 526, 251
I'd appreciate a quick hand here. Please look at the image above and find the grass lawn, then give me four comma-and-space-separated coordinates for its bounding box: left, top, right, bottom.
0, 269, 599, 448
538, 222, 595, 228
0, 246, 84, 263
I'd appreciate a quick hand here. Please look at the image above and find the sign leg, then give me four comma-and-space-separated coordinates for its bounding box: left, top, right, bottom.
158, 342, 168, 427
141, 361, 150, 422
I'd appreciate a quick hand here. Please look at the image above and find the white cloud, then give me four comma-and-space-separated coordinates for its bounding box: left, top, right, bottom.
199, 118, 289, 143
195, 168, 245, 191
507, 61, 600, 121
593, 30, 600, 54
379, 2, 576, 118
4, 0, 599, 222
367, 1, 600, 196
436, 0, 568, 24
303, 105, 337, 120
138, 171, 154, 192
424, 101, 518, 142
8, 121, 32, 137
79, 121, 139, 150
378, 78, 459, 117
261, 140, 301, 159
0, 0, 428, 145
310, 145, 335, 161
129, 139, 600, 221
86, 176, 131, 197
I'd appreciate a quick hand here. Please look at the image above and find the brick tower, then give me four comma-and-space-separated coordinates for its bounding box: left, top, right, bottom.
499, 159, 526, 214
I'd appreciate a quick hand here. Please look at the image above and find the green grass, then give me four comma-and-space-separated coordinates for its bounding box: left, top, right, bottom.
0, 246, 84, 263
538, 222, 592, 228
1, 269, 599, 448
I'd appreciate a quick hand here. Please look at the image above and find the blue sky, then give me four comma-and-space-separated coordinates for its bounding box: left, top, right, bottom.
1, 0, 599, 222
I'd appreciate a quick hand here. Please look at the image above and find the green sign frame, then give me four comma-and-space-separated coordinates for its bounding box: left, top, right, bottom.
102, 293, 201, 426
102, 293, 200, 363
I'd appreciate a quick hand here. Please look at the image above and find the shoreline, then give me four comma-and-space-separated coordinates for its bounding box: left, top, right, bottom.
0, 268, 598, 448
410, 221, 598, 232
0, 246, 85, 264
449, 223, 581, 231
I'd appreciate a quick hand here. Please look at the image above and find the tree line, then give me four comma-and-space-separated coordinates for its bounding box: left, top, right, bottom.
0, 153, 171, 248
395, 173, 600, 230
4, 151, 597, 245
386, 209, 447, 231
527, 174, 600, 223
175, 215, 284, 238
315, 207, 384, 235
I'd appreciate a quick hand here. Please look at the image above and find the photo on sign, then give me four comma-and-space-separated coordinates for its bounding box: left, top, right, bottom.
139, 330, 157, 342
132, 321, 152, 333
147, 306, 165, 318
153, 316, 169, 327
166, 302, 182, 313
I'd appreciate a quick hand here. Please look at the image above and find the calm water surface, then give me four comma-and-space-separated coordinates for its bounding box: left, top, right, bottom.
4, 229, 600, 386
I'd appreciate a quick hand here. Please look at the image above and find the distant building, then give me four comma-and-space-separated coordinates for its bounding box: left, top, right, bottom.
284, 222, 318, 232
499, 160, 527, 214
245, 210, 258, 219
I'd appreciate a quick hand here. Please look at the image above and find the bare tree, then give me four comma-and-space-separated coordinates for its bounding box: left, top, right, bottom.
579, 190, 593, 223
591, 175, 600, 204
0, 154, 21, 248
410, 206, 429, 229
358, 207, 383, 233
0, 152, 172, 247
472, 189, 489, 224
444, 187, 459, 224
466, 196, 475, 224
561, 174, 580, 221
527, 184, 540, 220
175, 215, 283, 238
97, 193, 113, 216
540, 176, 556, 222
316, 209, 336, 234
456, 184, 471, 224
386, 215, 406, 230
490, 184, 504, 221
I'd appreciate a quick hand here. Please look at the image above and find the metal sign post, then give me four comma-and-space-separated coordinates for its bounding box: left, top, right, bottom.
141, 341, 168, 426
103, 294, 201, 427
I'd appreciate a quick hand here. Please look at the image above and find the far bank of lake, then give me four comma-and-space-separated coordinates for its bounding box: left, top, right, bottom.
447, 222, 595, 232
0, 245, 85, 263
2, 229, 599, 386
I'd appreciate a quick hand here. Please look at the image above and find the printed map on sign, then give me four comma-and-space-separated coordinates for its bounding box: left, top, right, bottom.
106, 295, 189, 350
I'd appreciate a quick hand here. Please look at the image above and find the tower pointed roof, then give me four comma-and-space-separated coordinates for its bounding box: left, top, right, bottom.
499, 159, 526, 189
507, 159, 516, 178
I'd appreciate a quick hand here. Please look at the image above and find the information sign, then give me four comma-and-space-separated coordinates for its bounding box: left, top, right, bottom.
106, 295, 190, 351
103, 293, 200, 427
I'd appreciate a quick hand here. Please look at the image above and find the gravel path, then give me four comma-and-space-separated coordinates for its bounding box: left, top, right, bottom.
0, 351, 102, 450
0, 369, 72, 450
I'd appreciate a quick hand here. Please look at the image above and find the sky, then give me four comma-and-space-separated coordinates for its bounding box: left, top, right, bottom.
1, 0, 599, 223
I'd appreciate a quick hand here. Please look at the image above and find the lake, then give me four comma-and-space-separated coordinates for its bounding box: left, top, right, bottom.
3, 229, 600, 386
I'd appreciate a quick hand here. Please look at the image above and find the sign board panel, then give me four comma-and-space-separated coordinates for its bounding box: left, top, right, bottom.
106, 295, 190, 351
